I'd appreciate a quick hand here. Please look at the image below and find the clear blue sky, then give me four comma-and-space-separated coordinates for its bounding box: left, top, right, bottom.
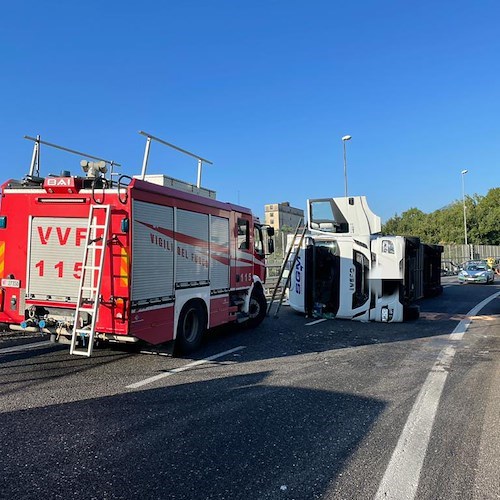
1, 0, 499, 222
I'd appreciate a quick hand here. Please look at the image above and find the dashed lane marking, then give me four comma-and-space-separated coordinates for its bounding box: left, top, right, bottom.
305, 318, 328, 326
126, 346, 246, 389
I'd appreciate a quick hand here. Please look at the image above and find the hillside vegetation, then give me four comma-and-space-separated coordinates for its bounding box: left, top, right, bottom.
381, 188, 500, 245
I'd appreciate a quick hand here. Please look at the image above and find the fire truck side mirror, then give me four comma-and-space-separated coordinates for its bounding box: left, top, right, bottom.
266, 227, 275, 237
268, 238, 275, 254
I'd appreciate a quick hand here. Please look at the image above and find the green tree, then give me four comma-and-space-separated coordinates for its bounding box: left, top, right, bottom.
473, 188, 500, 244
381, 188, 500, 245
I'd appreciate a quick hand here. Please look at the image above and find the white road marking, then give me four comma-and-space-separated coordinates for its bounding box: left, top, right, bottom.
375, 290, 500, 499
450, 292, 500, 340
139, 350, 172, 357
0, 340, 53, 355
305, 318, 328, 326
472, 350, 500, 498
126, 346, 246, 389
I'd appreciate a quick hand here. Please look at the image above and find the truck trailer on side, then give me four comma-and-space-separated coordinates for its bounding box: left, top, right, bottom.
0, 133, 273, 356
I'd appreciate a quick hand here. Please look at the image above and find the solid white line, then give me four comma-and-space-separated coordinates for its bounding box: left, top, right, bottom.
305, 318, 328, 326
375, 290, 500, 500
450, 291, 500, 340
0, 340, 53, 355
375, 346, 456, 499
126, 346, 246, 389
472, 352, 500, 497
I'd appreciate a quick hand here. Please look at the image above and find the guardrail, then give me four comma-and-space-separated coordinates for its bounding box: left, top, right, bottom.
264, 265, 289, 300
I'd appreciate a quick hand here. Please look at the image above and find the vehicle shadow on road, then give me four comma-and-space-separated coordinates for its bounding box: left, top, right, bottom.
0, 370, 386, 500
0, 347, 136, 399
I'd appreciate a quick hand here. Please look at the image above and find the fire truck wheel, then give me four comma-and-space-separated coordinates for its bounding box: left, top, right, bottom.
174, 301, 206, 355
247, 289, 267, 328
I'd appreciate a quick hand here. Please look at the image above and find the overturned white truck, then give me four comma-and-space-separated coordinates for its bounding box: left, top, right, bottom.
288, 196, 443, 322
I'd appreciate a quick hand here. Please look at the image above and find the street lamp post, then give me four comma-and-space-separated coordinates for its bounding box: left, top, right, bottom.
461, 169, 468, 255
342, 135, 352, 198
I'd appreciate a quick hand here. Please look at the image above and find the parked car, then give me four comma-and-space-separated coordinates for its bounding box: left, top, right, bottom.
458, 260, 495, 284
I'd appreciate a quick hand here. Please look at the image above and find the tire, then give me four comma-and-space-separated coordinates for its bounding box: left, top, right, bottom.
246, 289, 267, 328
403, 304, 420, 321
174, 301, 206, 356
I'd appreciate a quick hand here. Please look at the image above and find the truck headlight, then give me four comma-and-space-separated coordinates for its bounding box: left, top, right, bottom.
381, 307, 389, 322
382, 240, 394, 254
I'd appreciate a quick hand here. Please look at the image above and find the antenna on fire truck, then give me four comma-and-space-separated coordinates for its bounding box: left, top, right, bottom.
28, 134, 41, 177
139, 131, 213, 188
24, 135, 121, 180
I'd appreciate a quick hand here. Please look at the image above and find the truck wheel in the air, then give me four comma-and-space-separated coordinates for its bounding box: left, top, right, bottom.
246, 288, 267, 328
174, 301, 207, 356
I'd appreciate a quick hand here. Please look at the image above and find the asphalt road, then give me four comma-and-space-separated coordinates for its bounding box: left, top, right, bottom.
0, 278, 499, 500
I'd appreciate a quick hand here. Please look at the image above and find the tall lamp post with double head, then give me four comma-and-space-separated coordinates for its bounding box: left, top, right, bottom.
461, 169, 468, 256
342, 135, 352, 198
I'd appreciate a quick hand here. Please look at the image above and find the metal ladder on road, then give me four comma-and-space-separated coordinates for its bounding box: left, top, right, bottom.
267, 219, 307, 318
70, 205, 111, 357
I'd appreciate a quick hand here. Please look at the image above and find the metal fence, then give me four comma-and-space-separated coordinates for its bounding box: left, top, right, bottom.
441, 244, 500, 272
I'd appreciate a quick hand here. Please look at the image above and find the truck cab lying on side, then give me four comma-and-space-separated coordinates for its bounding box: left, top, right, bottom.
288, 196, 443, 322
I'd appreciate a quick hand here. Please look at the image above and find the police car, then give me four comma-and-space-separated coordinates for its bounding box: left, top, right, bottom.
458, 260, 495, 284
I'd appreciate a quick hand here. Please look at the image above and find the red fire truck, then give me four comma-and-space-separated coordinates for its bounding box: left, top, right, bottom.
0, 132, 273, 356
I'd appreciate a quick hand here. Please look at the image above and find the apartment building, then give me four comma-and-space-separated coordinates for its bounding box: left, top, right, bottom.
264, 201, 304, 231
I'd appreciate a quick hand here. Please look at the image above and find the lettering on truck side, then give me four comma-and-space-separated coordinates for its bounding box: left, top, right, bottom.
349, 267, 355, 291
30, 221, 88, 286
144, 223, 209, 268
150, 233, 173, 251
37, 226, 87, 246
45, 178, 72, 186
294, 256, 303, 293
